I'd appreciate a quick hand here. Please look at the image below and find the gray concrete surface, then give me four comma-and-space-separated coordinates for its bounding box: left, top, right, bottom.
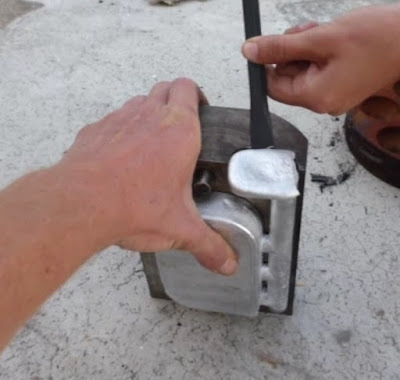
0, 0, 399, 379
0, 0, 42, 28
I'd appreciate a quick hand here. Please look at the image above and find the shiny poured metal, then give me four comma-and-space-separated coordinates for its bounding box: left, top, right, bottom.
156, 193, 263, 317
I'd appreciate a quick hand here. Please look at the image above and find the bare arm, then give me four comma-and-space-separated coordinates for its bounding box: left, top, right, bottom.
0, 78, 237, 352
0, 165, 117, 350
242, 4, 400, 114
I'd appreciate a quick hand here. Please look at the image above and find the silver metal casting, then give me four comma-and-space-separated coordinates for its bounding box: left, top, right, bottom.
156, 192, 263, 317
154, 148, 300, 316
228, 148, 300, 313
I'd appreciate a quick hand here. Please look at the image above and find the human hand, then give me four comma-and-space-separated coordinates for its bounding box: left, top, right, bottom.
242, 5, 400, 114
60, 78, 237, 275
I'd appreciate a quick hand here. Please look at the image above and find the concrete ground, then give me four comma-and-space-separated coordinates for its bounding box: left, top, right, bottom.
0, 0, 399, 379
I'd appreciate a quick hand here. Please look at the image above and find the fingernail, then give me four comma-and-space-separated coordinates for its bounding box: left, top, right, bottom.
242, 42, 259, 61
218, 258, 238, 276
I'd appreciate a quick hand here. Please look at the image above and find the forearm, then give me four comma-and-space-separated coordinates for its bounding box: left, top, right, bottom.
0, 78, 237, 352
0, 164, 116, 351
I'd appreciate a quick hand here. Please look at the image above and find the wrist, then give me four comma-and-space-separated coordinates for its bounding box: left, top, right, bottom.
45, 162, 124, 252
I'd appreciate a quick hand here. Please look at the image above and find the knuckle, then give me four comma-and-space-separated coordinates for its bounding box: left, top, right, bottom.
161, 105, 184, 127
101, 110, 120, 124
154, 81, 170, 89
165, 104, 181, 115
339, 26, 359, 46
158, 81, 170, 86
185, 103, 199, 116
135, 95, 148, 102
173, 77, 197, 88
124, 95, 147, 108
76, 124, 92, 139
321, 25, 350, 51
126, 95, 147, 106
166, 104, 197, 121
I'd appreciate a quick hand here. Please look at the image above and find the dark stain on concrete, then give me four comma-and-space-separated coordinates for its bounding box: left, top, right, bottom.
334, 329, 352, 345
254, 350, 283, 369
376, 309, 385, 317
0, 0, 43, 28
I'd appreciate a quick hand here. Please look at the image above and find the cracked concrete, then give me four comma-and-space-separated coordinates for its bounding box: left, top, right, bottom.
0, 0, 400, 379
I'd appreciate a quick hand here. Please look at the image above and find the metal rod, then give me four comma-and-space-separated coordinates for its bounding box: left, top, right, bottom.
242, 0, 274, 149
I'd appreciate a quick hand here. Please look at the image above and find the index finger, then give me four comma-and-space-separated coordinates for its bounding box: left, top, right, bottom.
242, 28, 328, 64
168, 78, 208, 113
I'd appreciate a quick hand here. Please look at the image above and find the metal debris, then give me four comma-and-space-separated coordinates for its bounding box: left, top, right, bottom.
311, 164, 356, 192
328, 130, 342, 148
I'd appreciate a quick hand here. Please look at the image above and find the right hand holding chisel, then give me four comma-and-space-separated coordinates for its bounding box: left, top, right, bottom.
242, 4, 400, 115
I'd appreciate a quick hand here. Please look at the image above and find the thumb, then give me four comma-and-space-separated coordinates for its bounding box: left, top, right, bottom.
178, 217, 238, 276
242, 32, 322, 64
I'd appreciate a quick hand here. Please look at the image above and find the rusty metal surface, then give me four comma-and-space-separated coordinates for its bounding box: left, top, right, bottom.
141, 105, 308, 315
344, 81, 400, 188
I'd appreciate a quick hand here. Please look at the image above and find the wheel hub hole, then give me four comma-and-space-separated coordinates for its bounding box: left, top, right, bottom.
377, 127, 400, 156
361, 96, 400, 122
